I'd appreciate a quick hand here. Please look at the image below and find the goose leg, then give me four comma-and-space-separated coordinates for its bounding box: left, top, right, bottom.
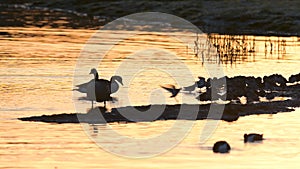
91, 101, 94, 109
174, 97, 179, 103
104, 101, 106, 108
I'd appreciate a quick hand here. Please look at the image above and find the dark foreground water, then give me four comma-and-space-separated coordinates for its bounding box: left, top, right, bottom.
1, 0, 300, 35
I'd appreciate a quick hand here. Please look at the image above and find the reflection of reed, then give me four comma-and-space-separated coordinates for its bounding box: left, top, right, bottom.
264, 38, 286, 59
193, 34, 287, 65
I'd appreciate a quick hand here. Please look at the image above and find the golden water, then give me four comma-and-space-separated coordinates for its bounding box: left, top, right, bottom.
0, 27, 300, 168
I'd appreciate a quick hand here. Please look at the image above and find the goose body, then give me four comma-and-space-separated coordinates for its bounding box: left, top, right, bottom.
87, 78, 112, 106
213, 141, 231, 153
80, 68, 123, 108
244, 133, 263, 143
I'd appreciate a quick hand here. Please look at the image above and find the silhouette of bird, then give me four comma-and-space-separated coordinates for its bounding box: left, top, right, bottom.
183, 83, 197, 93
182, 77, 206, 93
77, 68, 123, 108
213, 141, 231, 153
289, 73, 300, 83
244, 133, 263, 143
197, 76, 206, 88
75, 68, 123, 94
160, 84, 181, 98
263, 74, 287, 90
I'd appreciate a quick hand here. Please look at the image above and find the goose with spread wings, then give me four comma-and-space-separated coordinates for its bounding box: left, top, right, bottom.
75, 68, 123, 108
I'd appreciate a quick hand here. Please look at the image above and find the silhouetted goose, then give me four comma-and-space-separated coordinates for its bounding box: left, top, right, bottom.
263, 74, 287, 90
289, 73, 300, 83
244, 133, 263, 143
245, 76, 262, 90
272, 74, 287, 87
75, 69, 123, 94
183, 83, 197, 93
197, 76, 206, 88
87, 68, 123, 108
213, 141, 231, 153
160, 84, 181, 98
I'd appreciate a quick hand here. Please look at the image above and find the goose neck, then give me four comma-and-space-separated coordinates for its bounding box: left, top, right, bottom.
94, 73, 99, 80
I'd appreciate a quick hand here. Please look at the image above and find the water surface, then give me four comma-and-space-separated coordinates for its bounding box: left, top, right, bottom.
0, 27, 300, 168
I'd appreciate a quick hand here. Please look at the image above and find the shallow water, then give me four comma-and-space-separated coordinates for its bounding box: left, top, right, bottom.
0, 27, 300, 168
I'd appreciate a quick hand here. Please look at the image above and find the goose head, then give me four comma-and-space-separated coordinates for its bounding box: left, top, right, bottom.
89, 68, 99, 79
111, 76, 123, 85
